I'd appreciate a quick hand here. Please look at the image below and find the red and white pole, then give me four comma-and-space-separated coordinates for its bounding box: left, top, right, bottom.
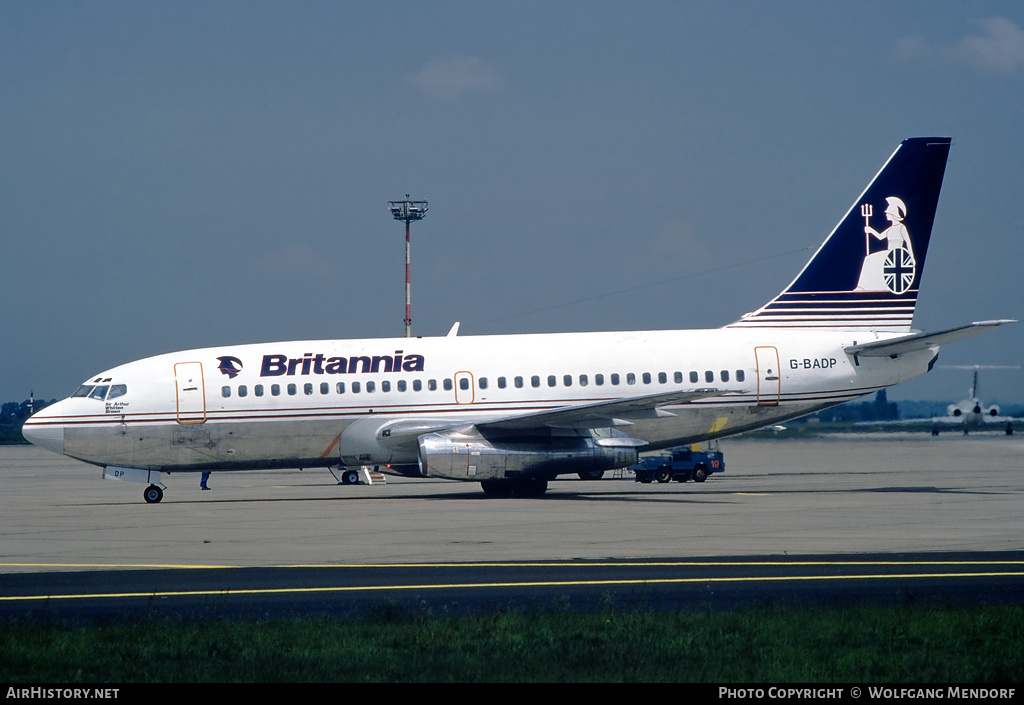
388, 196, 427, 339
405, 219, 412, 338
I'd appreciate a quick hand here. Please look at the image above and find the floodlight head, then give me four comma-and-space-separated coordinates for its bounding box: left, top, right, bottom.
388, 196, 428, 223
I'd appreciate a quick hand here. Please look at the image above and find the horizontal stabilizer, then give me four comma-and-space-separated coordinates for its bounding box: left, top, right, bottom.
845, 320, 1017, 358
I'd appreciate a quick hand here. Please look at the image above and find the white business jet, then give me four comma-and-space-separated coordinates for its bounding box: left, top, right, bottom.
22, 138, 1015, 502
931, 366, 1022, 435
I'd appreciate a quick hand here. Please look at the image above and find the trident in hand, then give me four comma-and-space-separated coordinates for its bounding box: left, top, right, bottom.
861, 203, 873, 254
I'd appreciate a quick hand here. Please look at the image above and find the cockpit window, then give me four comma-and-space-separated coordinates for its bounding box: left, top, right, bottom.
72, 383, 128, 400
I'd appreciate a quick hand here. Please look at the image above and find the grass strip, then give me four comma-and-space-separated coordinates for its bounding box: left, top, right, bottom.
2, 603, 1021, 682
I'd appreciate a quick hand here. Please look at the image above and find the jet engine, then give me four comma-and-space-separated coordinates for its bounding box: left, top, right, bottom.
417, 429, 638, 481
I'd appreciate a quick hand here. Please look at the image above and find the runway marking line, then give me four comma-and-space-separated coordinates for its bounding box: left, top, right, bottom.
3, 559, 1024, 570
2, 561, 1023, 603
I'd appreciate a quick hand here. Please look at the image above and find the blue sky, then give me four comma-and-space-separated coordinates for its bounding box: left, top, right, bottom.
2, 1, 1023, 404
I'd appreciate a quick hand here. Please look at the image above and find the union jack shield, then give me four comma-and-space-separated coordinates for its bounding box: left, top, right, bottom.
883, 247, 916, 294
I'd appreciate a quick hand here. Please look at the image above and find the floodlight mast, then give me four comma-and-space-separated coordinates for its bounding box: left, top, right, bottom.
388, 195, 428, 337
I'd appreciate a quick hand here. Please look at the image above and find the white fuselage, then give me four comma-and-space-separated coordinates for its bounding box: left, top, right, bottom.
24, 326, 936, 476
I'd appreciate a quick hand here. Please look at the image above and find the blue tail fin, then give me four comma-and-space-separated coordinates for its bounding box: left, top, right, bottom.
730, 137, 951, 331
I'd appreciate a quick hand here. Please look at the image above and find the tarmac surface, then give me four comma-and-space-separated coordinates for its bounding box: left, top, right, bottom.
2, 434, 1022, 619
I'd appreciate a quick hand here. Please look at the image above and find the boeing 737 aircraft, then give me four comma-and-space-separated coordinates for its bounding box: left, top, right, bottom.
22, 137, 1015, 502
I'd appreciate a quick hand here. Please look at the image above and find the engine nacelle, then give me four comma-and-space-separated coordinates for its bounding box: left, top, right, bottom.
417, 430, 638, 481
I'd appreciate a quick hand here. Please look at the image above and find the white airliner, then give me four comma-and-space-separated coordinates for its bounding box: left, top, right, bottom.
926, 366, 1021, 435
23, 138, 1015, 502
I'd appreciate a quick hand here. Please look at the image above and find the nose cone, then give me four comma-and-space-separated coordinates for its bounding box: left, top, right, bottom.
22, 409, 65, 456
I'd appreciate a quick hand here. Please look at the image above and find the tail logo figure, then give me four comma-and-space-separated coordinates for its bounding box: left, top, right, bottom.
856, 196, 915, 294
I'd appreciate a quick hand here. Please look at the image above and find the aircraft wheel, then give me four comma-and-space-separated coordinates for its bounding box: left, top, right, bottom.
692, 465, 709, 483
341, 469, 360, 485
577, 470, 605, 480
513, 478, 548, 497
144, 485, 163, 504
480, 479, 514, 497
655, 466, 673, 484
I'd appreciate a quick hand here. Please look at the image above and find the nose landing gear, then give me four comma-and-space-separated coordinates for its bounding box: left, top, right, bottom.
144, 484, 164, 503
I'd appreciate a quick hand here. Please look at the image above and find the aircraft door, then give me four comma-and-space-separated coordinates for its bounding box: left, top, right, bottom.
754, 346, 781, 406
174, 361, 207, 424
454, 371, 475, 404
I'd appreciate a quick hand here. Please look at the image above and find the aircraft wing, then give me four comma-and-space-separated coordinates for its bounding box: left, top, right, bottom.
845, 320, 1017, 358
476, 388, 723, 431
375, 388, 724, 449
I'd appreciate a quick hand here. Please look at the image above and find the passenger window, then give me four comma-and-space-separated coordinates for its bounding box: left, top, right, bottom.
304, 383, 313, 395
271, 384, 281, 396
320, 383, 329, 394
428, 379, 437, 391
721, 370, 730, 382
367, 381, 376, 393
479, 377, 488, 390
642, 373, 651, 384
531, 376, 540, 388
459, 378, 469, 391
736, 370, 745, 382
595, 374, 604, 386
382, 381, 390, 392
497, 377, 506, 389
336, 382, 345, 394
689, 371, 698, 384
398, 380, 407, 392
221, 386, 231, 398
627, 373, 636, 385
563, 375, 572, 387
579, 374, 588, 387
515, 376, 524, 388
255, 385, 264, 397
658, 372, 667, 384
288, 384, 297, 395
413, 379, 422, 391
705, 371, 714, 383
674, 371, 683, 384
611, 374, 620, 385
443, 379, 453, 391
352, 382, 361, 393
238, 385, 247, 397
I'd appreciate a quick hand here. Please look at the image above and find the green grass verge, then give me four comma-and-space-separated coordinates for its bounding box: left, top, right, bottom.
2, 604, 1021, 682
0, 425, 28, 445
